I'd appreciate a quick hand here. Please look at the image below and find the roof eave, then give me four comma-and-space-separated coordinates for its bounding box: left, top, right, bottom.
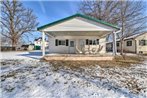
37, 13, 120, 31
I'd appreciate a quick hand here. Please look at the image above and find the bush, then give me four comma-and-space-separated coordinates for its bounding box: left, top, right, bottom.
1, 46, 16, 51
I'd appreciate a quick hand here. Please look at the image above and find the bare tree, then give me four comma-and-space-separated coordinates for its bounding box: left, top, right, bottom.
1, 35, 11, 46
0, 0, 38, 50
79, 0, 120, 24
117, 1, 147, 55
78, 0, 147, 55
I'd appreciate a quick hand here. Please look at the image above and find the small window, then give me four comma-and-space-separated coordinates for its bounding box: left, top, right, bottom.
93, 40, 96, 45
139, 40, 147, 46
85, 39, 99, 45
97, 39, 99, 45
59, 40, 65, 45
70, 41, 74, 47
117, 42, 119, 47
126, 41, 132, 46
89, 40, 93, 45
86, 39, 89, 45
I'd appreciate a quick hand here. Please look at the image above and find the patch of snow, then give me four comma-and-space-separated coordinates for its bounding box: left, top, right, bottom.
0, 51, 43, 60
0, 59, 147, 98
0, 52, 147, 98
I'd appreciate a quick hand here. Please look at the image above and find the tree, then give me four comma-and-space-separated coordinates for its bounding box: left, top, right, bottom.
117, 1, 147, 55
78, 0, 147, 55
79, 0, 120, 24
1, 0, 38, 50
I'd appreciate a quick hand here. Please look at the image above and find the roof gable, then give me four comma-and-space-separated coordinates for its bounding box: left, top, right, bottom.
42, 17, 117, 32
125, 32, 147, 40
37, 13, 120, 31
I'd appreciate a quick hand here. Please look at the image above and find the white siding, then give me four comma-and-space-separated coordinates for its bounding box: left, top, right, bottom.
117, 40, 136, 53
48, 36, 106, 54
116, 33, 147, 54
124, 40, 136, 53
135, 33, 147, 54
44, 17, 115, 32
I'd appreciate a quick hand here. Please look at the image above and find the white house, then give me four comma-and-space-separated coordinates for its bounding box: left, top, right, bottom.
34, 37, 48, 50
117, 32, 147, 54
37, 14, 120, 56
106, 32, 147, 54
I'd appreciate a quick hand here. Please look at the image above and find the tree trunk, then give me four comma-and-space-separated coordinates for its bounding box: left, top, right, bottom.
120, 39, 123, 55
12, 39, 18, 51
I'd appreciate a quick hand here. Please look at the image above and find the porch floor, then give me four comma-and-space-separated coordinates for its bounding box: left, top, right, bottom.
44, 53, 114, 61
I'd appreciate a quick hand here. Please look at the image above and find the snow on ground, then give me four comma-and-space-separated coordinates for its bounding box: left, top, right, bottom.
0, 52, 147, 98
0, 51, 43, 60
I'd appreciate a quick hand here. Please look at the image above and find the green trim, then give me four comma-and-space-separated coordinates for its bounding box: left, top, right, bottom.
37, 13, 120, 31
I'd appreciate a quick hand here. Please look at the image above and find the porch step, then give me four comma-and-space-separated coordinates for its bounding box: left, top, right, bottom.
44, 56, 114, 61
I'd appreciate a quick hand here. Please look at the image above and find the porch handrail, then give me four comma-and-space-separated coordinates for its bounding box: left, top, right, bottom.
76, 45, 83, 54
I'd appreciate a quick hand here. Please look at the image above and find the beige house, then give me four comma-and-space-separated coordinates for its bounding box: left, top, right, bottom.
37, 14, 120, 57
107, 32, 147, 54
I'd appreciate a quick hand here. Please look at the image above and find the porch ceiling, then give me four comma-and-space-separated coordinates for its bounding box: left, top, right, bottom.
45, 31, 111, 37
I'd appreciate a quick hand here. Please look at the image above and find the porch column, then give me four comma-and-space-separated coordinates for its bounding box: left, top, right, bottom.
42, 31, 45, 56
113, 32, 117, 55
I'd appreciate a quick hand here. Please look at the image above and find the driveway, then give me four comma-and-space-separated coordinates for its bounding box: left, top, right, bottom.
0, 50, 44, 60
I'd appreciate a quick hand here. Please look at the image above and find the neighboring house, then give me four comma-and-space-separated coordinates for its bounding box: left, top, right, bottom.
106, 32, 147, 54
28, 44, 35, 51
20, 44, 34, 51
34, 37, 48, 50
37, 13, 120, 56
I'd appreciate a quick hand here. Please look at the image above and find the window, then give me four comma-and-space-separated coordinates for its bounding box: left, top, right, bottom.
139, 40, 147, 46
96, 39, 99, 45
117, 42, 119, 47
59, 40, 65, 45
126, 41, 132, 46
70, 41, 74, 47
55, 39, 66, 46
85, 39, 99, 45
89, 40, 93, 45
93, 40, 96, 45
86, 39, 89, 45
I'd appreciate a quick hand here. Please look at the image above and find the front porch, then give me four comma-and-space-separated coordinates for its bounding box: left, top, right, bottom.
37, 14, 121, 59
44, 53, 114, 61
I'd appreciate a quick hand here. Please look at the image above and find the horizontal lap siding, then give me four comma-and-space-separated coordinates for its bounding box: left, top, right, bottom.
124, 40, 136, 53
135, 33, 147, 54
48, 36, 106, 54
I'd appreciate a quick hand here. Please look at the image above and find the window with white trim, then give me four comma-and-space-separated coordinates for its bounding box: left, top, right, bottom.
126, 41, 132, 46
86, 39, 99, 45
55, 39, 68, 46
59, 40, 65, 45
139, 40, 147, 46
117, 42, 119, 47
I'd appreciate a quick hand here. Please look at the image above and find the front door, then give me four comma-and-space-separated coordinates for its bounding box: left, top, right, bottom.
69, 40, 75, 53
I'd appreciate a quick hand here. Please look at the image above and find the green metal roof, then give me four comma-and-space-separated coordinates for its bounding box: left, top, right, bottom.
37, 13, 120, 31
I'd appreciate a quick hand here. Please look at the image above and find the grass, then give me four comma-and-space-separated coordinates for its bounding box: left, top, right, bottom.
48, 55, 145, 71
48, 55, 146, 94
0, 60, 22, 66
